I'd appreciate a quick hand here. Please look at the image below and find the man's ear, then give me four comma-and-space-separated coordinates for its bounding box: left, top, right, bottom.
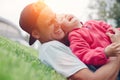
31, 30, 40, 39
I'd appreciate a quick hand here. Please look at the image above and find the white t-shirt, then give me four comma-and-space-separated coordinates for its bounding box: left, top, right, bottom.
39, 41, 87, 77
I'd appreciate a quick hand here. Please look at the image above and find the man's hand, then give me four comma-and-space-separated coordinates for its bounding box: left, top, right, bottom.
105, 43, 120, 57
105, 28, 120, 57
106, 28, 120, 43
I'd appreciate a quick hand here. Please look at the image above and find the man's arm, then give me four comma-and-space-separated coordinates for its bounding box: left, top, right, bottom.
68, 57, 120, 80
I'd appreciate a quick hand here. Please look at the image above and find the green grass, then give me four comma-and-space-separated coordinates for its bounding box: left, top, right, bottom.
0, 36, 66, 80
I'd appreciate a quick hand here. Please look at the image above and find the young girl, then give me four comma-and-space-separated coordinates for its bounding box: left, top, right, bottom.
60, 15, 120, 67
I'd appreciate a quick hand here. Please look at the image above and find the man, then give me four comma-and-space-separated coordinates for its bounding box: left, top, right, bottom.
19, 1, 120, 80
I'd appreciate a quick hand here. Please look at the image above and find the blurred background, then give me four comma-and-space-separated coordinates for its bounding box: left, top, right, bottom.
0, 0, 120, 49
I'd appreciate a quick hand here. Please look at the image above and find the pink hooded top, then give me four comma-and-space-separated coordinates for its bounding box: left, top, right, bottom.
68, 20, 116, 67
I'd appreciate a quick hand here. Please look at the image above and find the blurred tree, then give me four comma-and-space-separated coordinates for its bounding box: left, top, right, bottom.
88, 0, 120, 27
117, 0, 120, 3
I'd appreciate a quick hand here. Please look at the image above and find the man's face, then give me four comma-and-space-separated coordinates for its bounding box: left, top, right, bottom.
35, 7, 65, 43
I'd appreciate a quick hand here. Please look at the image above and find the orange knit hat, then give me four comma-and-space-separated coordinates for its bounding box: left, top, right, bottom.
19, 1, 47, 45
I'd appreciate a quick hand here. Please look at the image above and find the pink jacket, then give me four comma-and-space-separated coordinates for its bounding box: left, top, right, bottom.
69, 20, 113, 67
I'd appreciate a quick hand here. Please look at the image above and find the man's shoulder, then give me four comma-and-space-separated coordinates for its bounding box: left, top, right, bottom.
40, 40, 67, 50
39, 41, 64, 60
41, 41, 65, 47
40, 40, 72, 56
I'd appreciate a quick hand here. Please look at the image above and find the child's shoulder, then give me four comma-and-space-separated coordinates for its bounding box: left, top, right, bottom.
84, 20, 107, 26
